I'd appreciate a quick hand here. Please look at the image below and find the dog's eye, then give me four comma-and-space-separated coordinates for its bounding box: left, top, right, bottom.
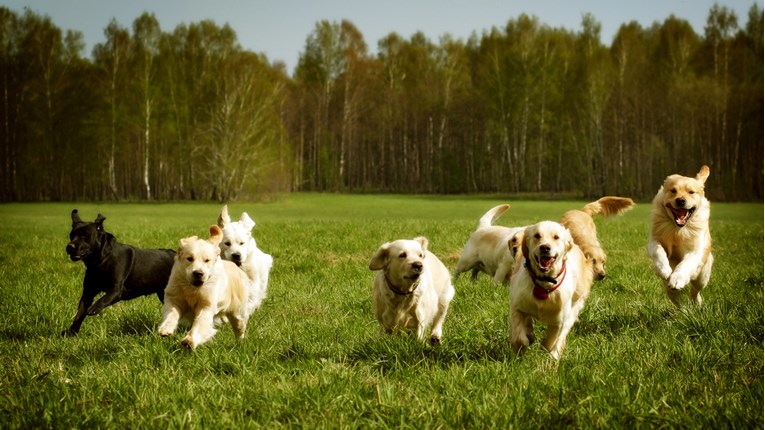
419, 253, 424, 258
553, 235, 559, 240
224, 241, 231, 246
204, 258, 211, 263
186, 257, 194, 262
671, 188, 677, 194
689, 190, 695, 195
534, 233, 541, 239
239, 242, 245, 246
399, 252, 407, 258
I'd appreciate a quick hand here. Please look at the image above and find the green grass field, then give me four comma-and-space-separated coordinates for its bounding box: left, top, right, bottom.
0, 194, 762, 428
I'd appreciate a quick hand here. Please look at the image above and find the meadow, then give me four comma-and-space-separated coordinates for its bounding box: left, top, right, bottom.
0, 194, 761, 429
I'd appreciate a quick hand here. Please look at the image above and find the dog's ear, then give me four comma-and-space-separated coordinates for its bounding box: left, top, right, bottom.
94, 214, 106, 231
521, 227, 531, 261
180, 236, 198, 249
369, 243, 390, 271
695, 165, 710, 184
71, 209, 82, 225
414, 236, 429, 252
208, 225, 223, 246
217, 205, 231, 228
240, 212, 256, 231
563, 228, 574, 254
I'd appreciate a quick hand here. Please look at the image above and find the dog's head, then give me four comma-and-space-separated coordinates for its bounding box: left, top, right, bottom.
217, 205, 256, 267
369, 237, 428, 288
657, 165, 709, 228
521, 221, 573, 277
66, 210, 108, 262
176, 225, 223, 287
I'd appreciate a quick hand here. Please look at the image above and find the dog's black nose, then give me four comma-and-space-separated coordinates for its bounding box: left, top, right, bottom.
540, 244, 551, 254
66, 243, 75, 254
411, 261, 423, 272
676, 198, 686, 207
192, 270, 204, 279
231, 252, 241, 261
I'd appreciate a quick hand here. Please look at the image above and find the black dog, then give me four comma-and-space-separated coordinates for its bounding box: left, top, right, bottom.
63, 209, 175, 336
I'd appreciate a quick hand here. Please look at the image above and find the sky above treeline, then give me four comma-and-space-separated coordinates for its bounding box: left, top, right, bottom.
3, 0, 758, 73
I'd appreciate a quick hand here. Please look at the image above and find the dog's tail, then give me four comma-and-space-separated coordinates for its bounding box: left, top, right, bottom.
478, 204, 510, 229
582, 196, 634, 218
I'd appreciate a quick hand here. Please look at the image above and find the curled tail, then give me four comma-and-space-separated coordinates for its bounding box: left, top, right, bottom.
581, 196, 635, 218
478, 204, 510, 229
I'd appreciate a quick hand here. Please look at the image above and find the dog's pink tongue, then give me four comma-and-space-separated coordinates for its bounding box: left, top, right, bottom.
540, 256, 554, 270
674, 208, 690, 226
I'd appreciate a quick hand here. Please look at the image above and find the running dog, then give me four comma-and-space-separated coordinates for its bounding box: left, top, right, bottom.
647, 165, 713, 306
64, 210, 174, 336
369, 237, 455, 344
454, 204, 525, 283
509, 221, 593, 359
158, 225, 251, 349
559, 196, 634, 280
217, 205, 272, 314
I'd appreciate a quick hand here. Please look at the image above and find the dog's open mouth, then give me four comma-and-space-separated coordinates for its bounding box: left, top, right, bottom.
536, 255, 556, 273
405, 273, 421, 282
666, 203, 695, 227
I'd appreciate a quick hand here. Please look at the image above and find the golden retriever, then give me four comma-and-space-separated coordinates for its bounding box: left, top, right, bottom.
369, 237, 455, 344
559, 196, 634, 280
647, 165, 713, 306
454, 204, 525, 283
509, 221, 593, 359
158, 225, 251, 349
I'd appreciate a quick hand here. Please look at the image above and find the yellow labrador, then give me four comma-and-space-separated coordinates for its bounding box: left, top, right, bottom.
509, 221, 593, 359
158, 225, 251, 349
559, 196, 634, 280
454, 204, 525, 283
647, 165, 713, 306
369, 237, 455, 344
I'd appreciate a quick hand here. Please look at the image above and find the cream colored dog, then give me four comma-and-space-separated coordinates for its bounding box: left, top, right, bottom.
158, 225, 251, 349
509, 221, 593, 359
369, 237, 455, 344
217, 205, 272, 315
559, 196, 634, 280
647, 165, 713, 306
454, 204, 525, 283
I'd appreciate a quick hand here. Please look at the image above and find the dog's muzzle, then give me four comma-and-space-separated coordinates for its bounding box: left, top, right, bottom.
66, 243, 85, 261
191, 270, 205, 287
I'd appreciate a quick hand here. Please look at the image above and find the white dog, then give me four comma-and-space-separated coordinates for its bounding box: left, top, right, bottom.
509, 221, 593, 359
454, 204, 525, 283
647, 165, 713, 306
158, 225, 251, 349
217, 205, 272, 315
369, 237, 455, 344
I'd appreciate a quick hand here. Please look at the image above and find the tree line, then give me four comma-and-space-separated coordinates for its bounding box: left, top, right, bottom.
0, 4, 762, 202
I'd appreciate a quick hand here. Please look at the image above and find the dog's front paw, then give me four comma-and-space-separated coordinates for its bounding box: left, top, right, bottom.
429, 334, 442, 346
180, 336, 196, 350
668, 272, 689, 291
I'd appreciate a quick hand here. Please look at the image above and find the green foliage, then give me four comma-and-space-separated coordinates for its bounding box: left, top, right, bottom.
1, 5, 763, 201
0, 195, 761, 428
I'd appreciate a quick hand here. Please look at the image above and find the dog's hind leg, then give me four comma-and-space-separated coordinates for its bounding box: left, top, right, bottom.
87, 289, 122, 316
690, 255, 713, 306
228, 314, 247, 340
